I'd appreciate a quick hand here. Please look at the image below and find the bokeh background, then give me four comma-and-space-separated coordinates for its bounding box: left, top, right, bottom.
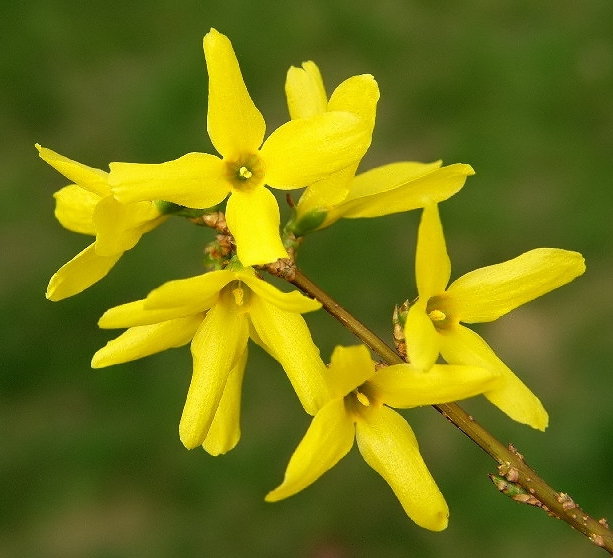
3, 1, 612, 556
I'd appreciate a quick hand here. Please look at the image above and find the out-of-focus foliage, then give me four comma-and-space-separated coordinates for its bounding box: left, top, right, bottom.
2, 1, 612, 556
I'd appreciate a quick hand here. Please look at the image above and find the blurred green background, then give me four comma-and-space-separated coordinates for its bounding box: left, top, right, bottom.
2, 1, 612, 556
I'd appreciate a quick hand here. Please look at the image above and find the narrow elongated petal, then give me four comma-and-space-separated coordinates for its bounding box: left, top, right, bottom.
446, 248, 586, 323
265, 398, 354, 501
327, 345, 375, 399
92, 196, 162, 256
46, 243, 121, 301
180, 302, 249, 449
240, 274, 321, 314
325, 163, 473, 224
36, 144, 110, 197
225, 188, 288, 266
439, 324, 548, 430
293, 74, 380, 215
260, 112, 370, 189
144, 270, 235, 310
344, 161, 443, 201
285, 61, 327, 120
295, 166, 356, 216
53, 185, 98, 235
203, 347, 248, 456
371, 363, 500, 408
109, 153, 229, 208
327, 74, 379, 126
98, 300, 203, 328
91, 314, 202, 368
204, 29, 265, 158
249, 296, 329, 415
403, 300, 440, 371
415, 204, 451, 298
355, 406, 449, 531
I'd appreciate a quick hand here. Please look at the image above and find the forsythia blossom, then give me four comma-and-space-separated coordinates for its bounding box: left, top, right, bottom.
403, 204, 586, 430
108, 29, 373, 266
92, 265, 329, 454
266, 344, 501, 530
38, 27, 590, 533
37, 145, 166, 300
284, 62, 475, 236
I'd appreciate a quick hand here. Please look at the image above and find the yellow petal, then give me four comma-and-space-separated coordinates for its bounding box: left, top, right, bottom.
260, 112, 370, 189
403, 300, 440, 371
53, 185, 98, 235
144, 270, 235, 310
180, 302, 249, 449
355, 406, 449, 531
439, 324, 548, 430
265, 398, 354, 502
249, 296, 329, 415
285, 61, 327, 120
46, 243, 121, 301
347, 161, 443, 200
325, 162, 473, 225
446, 248, 586, 323
36, 144, 110, 197
91, 314, 202, 368
294, 166, 356, 217
292, 75, 379, 216
327, 74, 379, 126
327, 345, 376, 399
98, 300, 203, 328
109, 152, 229, 208
225, 187, 288, 266
370, 363, 501, 408
92, 196, 163, 256
203, 347, 248, 456
239, 273, 321, 314
416, 204, 451, 298
204, 29, 265, 159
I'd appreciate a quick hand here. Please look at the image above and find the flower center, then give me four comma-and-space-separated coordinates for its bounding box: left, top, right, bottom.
428, 309, 446, 322
237, 166, 252, 180
220, 280, 252, 311
232, 286, 245, 306
345, 382, 379, 419
225, 154, 264, 191
354, 388, 371, 407
426, 295, 454, 331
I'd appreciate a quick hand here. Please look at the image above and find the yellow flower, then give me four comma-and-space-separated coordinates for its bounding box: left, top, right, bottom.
285, 61, 379, 221
92, 266, 329, 454
37, 144, 166, 301
284, 62, 474, 235
266, 345, 500, 530
404, 204, 586, 430
108, 29, 372, 266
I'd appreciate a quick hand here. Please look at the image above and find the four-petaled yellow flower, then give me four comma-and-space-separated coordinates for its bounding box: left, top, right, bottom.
92, 265, 329, 455
404, 204, 586, 430
266, 344, 501, 531
108, 29, 372, 266
284, 61, 475, 236
37, 144, 166, 301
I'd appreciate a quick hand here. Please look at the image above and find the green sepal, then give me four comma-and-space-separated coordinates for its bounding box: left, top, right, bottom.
155, 200, 220, 218
285, 209, 327, 237
489, 474, 527, 497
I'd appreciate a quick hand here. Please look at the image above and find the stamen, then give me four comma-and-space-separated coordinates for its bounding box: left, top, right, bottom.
428, 309, 447, 322
232, 287, 245, 306
355, 390, 371, 407
238, 166, 253, 180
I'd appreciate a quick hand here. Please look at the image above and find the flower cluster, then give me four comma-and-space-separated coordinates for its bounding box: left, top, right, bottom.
38, 29, 585, 531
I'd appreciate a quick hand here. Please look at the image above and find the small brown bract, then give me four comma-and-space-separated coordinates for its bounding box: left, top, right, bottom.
505, 467, 519, 482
